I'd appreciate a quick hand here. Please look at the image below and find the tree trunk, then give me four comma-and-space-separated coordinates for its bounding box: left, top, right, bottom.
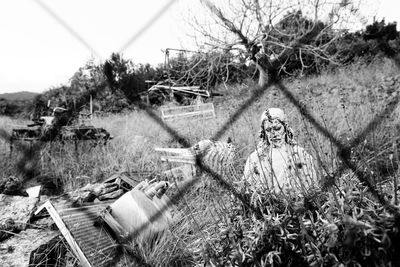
252, 53, 272, 87
256, 63, 269, 87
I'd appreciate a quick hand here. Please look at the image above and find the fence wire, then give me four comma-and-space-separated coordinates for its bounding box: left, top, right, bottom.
1, 1, 400, 266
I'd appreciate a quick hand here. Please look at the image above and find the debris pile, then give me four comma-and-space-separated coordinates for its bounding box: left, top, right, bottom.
11, 105, 112, 144
101, 179, 171, 244
144, 81, 211, 105
0, 171, 173, 267
0, 176, 28, 196
66, 174, 130, 204
157, 139, 236, 180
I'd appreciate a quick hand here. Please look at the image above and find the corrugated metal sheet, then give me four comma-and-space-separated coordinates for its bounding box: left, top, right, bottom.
49, 201, 120, 267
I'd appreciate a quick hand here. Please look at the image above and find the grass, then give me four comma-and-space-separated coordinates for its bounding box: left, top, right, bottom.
1, 57, 400, 266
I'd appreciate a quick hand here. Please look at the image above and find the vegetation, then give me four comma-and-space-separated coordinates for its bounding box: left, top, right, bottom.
194, 0, 368, 86
1, 16, 398, 120
1, 56, 400, 265
1, 2, 400, 264
0, 92, 38, 117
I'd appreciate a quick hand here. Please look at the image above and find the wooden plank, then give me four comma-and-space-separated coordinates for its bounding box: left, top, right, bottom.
169, 88, 209, 97
160, 156, 196, 165
163, 166, 194, 181
154, 147, 193, 155
42, 201, 92, 267
163, 112, 215, 122
161, 103, 213, 112
35, 200, 118, 267
103, 173, 141, 188
163, 107, 213, 116
163, 110, 214, 118
160, 103, 215, 122
161, 154, 196, 161
149, 85, 201, 91
161, 103, 214, 112
97, 207, 129, 243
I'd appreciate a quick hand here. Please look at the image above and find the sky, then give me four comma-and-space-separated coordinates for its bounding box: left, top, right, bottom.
0, 0, 399, 94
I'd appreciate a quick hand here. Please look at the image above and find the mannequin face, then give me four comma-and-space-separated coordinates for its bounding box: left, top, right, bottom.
263, 118, 285, 148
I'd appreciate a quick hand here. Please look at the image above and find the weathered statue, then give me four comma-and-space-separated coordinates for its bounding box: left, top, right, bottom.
243, 108, 317, 194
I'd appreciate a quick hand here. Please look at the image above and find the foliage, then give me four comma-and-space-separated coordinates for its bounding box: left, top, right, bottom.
2, 58, 400, 265
332, 20, 400, 65
31, 59, 110, 119
103, 53, 163, 103
262, 10, 331, 77
201, 179, 400, 267
166, 49, 254, 90
0, 98, 34, 118
195, 0, 365, 86
2, 18, 399, 118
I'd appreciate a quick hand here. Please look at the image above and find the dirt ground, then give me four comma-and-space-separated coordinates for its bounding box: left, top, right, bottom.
0, 227, 59, 267
0, 194, 59, 266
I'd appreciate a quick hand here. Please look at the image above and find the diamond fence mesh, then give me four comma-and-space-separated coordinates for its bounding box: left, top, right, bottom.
1, 0, 400, 266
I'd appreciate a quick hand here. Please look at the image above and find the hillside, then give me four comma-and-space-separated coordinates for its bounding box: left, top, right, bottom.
0, 91, 39, 101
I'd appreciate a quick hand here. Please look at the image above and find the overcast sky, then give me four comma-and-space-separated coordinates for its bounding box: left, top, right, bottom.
0, 0, 398, 94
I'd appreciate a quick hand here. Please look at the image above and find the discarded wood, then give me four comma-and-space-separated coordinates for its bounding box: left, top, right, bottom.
25, 185, 41, 198
157, 139, 236, 182
67, 190, 94, 204
162, 102, 214, 112
35, 200, 117, 267
101, 184, 119, 195
160, 154, 196, 161
160, 156, 196, 165
149, 85, 201, 91
68, 180, 122, 204
155, 147, 194, 155
98, 189, 124, 201
80, 183, 117, 196
40, 201, 92, 267
157, 146, 197, 180
97, 206, 128, 243
104, 172, 144, 188
162, 166, 196, 181
167, 87, 209, 97
160, 103, 216, 122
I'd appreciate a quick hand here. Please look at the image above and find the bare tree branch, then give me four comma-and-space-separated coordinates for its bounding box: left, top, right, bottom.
193, 0, 364, 86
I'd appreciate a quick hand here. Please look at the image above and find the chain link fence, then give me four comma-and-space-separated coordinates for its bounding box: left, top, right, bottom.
1, 0, 400, 266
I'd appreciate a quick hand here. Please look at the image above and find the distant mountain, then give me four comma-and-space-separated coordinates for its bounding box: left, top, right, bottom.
0, 91, 39, 101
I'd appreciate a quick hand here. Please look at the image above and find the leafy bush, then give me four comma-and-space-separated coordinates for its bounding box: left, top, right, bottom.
194, 175, 400, 267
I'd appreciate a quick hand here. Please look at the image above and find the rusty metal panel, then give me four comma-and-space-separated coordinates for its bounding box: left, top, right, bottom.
45, 201, 119, 267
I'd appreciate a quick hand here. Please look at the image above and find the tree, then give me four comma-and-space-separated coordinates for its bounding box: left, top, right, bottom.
103, 53, 147, 103
193, 0, 364, 85
364, 19, 400, 58
164, 48, 254, 92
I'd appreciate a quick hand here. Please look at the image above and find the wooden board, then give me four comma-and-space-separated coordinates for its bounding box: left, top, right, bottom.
35, 200, 117, 267
160, 103, 216, 122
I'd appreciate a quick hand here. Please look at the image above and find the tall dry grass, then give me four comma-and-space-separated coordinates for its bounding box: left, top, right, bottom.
1, 57, 400, 265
